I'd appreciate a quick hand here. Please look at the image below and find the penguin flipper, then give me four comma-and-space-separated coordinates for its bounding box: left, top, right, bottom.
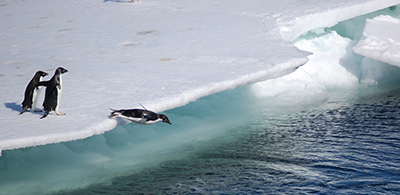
28, 88, 35, 97
144, 115, 151, 121
36, 81, 49, 87
143, 113, 158, 121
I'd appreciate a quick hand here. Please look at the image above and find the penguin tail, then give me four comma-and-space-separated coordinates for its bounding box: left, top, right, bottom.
41, 110, 50, 119
19, 107, 29, 115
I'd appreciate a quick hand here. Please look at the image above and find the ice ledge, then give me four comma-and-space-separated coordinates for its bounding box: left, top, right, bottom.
353, 15, 400, 67
279, 0, 400, 41
0, 58, 307, 154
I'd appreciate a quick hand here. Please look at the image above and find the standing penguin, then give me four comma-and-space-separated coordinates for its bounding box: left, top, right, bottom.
20, 71, 48, 114
39, 67, 68, 119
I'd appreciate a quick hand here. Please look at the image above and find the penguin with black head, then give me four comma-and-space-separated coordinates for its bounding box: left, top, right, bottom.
39, 67, 68, 119
110, 104, 171, 125
20, 71, 48, 114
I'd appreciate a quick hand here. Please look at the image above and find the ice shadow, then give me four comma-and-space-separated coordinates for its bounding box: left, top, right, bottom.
4, 102, 45, 115
339, 42, 363, 82
5, 102, 22, 113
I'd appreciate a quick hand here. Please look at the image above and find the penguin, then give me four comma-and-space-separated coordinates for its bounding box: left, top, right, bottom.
20, 71, 48, 115
109, 108, 171, 125
39, 67, 68, 119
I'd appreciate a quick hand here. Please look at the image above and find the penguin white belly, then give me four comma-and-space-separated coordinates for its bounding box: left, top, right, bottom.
122, 116, 161, 125
55, 75, 63, 113
32, 86, 43, 110
142, 119, 162, 124
32, 77, 44, 111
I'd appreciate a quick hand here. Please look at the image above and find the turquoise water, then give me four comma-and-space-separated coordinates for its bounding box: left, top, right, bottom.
58, 82, 400, 194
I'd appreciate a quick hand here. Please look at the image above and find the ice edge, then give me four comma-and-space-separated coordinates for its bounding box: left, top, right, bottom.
0, 57, 308, 154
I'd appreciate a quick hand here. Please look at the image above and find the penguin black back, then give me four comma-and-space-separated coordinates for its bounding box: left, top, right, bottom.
40, 67, 68, 119
110, 108, 172, 125
20, 71, 48, 115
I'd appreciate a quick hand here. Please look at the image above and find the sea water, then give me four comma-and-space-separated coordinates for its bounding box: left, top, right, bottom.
54, 82, 400, 195
2, 7, 400, 195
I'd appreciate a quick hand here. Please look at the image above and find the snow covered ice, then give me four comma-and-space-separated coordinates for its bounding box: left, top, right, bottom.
353, 14, 400, 67
1, 0, 400, 154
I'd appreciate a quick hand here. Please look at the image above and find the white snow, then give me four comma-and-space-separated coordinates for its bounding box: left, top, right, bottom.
1, 0, 399, 154
353, 14, 400, 67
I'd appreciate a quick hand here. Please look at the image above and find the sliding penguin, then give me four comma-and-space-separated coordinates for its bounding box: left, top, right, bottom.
39, 67, 68, 119
109, 108, 171, 125
20, 71, 48, 114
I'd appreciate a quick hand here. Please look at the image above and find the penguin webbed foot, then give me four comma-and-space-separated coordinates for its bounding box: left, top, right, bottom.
56, 112, 66, 116
109, 109, 120, 118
